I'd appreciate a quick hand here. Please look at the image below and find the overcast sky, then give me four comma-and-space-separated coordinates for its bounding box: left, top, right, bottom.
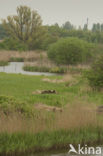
0, 0, 103, 28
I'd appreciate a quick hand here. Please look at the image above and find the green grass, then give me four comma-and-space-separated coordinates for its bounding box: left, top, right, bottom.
10, 57, 24, 62
0, 72, 103, 107
0, 95, 35, 117
0, 73, 68, 107
0, 73, 103, 155
0, 126, 103, 155
23, 65, 68, 73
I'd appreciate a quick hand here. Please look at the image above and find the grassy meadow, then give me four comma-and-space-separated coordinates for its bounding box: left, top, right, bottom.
0, 71, 103, 155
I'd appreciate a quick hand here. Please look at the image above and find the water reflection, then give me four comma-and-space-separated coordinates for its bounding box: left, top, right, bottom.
28, 148, 103, 156
29, 152, 69, 156
0, 62, 56, 76
29, 153, 101, 156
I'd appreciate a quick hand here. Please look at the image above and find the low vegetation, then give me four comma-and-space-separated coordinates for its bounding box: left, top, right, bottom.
0, 61, 9, 66
23, 65, 68, 73
0, 38, 28, 51
0, 72, 103, 154
87, 55, 103, 90
0, 5, 103, 155
0, 126, 103, 156
48, 37, 95, 65
0, 50, 47, 62
0, 95, 35, 117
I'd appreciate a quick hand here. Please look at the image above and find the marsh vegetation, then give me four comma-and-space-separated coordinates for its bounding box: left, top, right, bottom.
0, 4, 103, 156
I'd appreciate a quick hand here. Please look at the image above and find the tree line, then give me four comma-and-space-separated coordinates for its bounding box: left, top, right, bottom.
0, 5, 103, 51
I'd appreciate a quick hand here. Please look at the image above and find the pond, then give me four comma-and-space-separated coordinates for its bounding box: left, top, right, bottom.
27, 147, 103, 156
27, 152, 103, 156
29, 152, 68, 156
0, 62, 56, 76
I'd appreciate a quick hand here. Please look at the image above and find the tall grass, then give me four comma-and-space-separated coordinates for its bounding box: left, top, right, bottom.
0, 102, 102, 155
0, 50, 47, 62
0, 73, 103, 154
0, 101, 98, 133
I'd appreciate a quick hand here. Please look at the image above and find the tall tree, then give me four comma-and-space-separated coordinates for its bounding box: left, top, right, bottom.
0, 24, 7, 40
62, 21, 74, 30
2, 6, 45, 49
83, 24, 88, 31
101, 24, 103, 32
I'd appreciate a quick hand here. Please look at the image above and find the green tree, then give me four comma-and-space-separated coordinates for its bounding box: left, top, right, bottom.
62, 21, 74, 30
48, 37, 94, 65
0, 24, 7, 40
2, 5, 45, 49
83, 24, 88, 31
101, 24, 103, 32
87, 55, 103, 90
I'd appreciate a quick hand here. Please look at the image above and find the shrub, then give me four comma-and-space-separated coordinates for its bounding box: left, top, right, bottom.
49, 67, 68, 73
10, 57, 24, 62
87, 55, 103, 90
47, 37, 94, 65
0, 95, 34, 117
0, 61, 9, 66
23, 66, 49, 72
0, 38, 28, 51
23, 65, 68, 73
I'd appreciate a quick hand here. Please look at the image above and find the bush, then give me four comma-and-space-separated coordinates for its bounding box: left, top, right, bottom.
10, 57, 24, 62
47, 37, 94, 65
23, 65, 68, 73
0, 61, 9, 66
0, 38, 28, 51
87, 55, 103, 90
41, 35, 59, 50
0, 95, 34, 117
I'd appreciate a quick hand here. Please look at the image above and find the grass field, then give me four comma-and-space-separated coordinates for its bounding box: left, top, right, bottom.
0, 72, 103, 155
0, 72, 103, 107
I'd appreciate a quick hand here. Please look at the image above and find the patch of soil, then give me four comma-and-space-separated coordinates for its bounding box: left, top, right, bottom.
35, 103, 62, 112
42, 78, 64, 83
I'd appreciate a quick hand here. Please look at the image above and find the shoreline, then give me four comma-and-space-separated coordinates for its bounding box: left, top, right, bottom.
0, 127, 103, 156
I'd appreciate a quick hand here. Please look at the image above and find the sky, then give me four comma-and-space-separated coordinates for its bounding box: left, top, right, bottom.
0, 0, 103, 28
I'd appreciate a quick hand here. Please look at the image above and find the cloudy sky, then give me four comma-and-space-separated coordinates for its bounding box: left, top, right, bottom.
0, 0, 103, 28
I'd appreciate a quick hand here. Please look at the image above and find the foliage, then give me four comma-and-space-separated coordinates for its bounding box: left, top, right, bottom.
87, 55, 103, 90
0, 24, 8, 40
23, 65, 50, 73
0, 127, 102, 155
0, 61, 9, 66
41, 34, 59, 50
0, 38, 28, 51
0, 95, 34, 117
92, 23, 103, 32
2, 6, 46, 50
10, 57, 24, 62
48, 37, 94, 65
62, 21, 75, 30
23, 65, 68, 73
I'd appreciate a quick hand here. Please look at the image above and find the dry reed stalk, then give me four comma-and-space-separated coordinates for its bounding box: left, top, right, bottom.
0, 101, 100, 133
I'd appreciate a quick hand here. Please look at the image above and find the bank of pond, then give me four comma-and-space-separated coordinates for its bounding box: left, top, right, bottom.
0, 126, 103, 156
0, 61, 85, 76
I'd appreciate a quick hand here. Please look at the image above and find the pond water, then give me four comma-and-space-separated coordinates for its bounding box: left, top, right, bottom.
0, 62, 56, 76
28, 147, 103, 156
29, 151, 68, 156
28, 152, 103, 156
